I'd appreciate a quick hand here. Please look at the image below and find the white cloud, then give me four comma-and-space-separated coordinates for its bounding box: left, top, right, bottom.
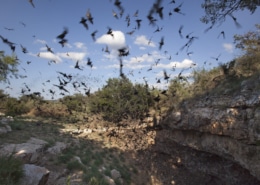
156, 59, 195, 69
66, 43, 73, 48
39, 47, 46, 51
223, 43, 233, 53
134, 35, 155, 47
74, 42, 86, 49
139, 46, 146, 50
106, 64, 120, 69
96, 30, 126, 49
125, 63, 147, 69
38, 52, 62, 63
58, 52, 86, 61
128, 51, 164, 64
34, 39, 47, 44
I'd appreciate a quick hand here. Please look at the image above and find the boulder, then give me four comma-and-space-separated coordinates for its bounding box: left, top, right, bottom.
104, 175, 116, 185
20, 164, 49, 185
47, 142, 67, 155
0, 124, 12, 134
110, 169, 121, 180
0, 137, 47, 163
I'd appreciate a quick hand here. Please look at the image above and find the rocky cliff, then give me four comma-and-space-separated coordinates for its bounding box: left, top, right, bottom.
161, 78, 260, 183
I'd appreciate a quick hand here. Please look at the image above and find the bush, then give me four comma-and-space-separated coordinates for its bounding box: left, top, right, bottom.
33, 101, 69, 119
0, 154, 24, 185
5, 97, 31, 116
60, 94, 88, 113
89, 77, 154, 122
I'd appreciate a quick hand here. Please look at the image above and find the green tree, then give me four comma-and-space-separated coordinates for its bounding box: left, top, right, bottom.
233, 24, 260, 76
5, 97, 31, 116
89, 77, 153, 122
201, 0, 259, 27
61, 94, 87, 112
0, 51, 19, 83
234, 24, 260, 56
167, 77, 192, 110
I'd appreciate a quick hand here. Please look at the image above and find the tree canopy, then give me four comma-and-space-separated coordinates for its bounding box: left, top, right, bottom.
234, 24, 260, 56
89, 77, 154, 122
201, 0, 259, 28
0, 51, 19, 83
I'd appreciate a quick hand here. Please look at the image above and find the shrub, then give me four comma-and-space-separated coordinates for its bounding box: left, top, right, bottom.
5, 97, 31, 116
0, 154, 24, 185
89, 77, 154, 122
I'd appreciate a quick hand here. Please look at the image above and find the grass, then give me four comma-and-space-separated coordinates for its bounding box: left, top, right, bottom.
0, 154, 24, 185
83, 165, 106, 184
57, 148, 75, 164
67, 160, 85, 171
8, 120, 25, 131
54, 137, 133, 185
44, 138, 56, 148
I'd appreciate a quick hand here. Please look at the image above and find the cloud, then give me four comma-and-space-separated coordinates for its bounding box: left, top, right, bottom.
155, 69, 192, 79
35, 51, 86, 63
223, 43, 233, 53
134, 35, 155, 47
74, 42, 86, 49
96, 30, 126, 49
58, 52, 86, 61
139, 46, 146, 50
127, 51, 164, 64
34, 39, 47, 44
156, 59, 196, 69
38, 52, 62, 63
39, 47, 47, 51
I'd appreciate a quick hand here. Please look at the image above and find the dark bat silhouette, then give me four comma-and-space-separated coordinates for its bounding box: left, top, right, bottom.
86, 9, 94, 24
91, 30, 98, 41
28, 0, 35, 8
57, 27, 68, 40
159, 36, 164, 50
79, 17, 88, 30
74, 60, 83, 70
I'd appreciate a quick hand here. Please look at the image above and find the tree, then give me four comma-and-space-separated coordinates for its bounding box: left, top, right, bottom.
0, 51, 19, 83
89, 77, 153, 122
234, 24, 260, 56
201, 0, 259, 28
60, 94, 87, 112
233, 24, 260, 75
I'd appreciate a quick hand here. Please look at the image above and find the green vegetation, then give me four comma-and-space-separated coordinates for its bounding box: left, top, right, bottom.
89, 77, 154, 122
55, 141, 132, 185
0, 25, 259, 122
0, 51, 19, 83
0, 154, 24, 185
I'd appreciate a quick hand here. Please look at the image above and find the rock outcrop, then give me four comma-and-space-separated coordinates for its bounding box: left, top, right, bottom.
161, 79, 260, 182
21, 164, 50, 185
0, 137, 47, 163
0, 116, 13, 134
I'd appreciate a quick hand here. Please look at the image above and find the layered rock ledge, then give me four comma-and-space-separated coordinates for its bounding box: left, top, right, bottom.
161, 88, 260, 181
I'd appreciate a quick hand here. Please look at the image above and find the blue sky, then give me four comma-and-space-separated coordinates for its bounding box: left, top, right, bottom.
0, 0, 259, 99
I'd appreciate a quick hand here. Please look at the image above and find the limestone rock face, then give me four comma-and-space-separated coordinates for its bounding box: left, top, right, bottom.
161, 84, 260, 181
